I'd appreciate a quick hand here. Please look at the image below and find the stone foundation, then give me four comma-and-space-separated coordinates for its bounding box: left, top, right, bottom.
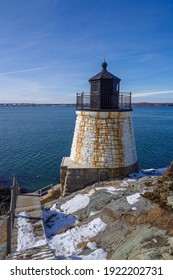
60, 157, 138, 195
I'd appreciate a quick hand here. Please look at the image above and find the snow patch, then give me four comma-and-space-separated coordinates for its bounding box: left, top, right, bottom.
17, 211, 46, 252
87, 189, 95, 196
89, 210, 100, 217
68, 249, 107, 260
87, 241, 97, 250
116, 187, 126, 191
79, 249, 107, 260
50, 202, 59, 211
129, 167, 167, 179
60, 194, 91, 214
96, 186, 117, 193
120, 181, 129, 187
42, 208, 76, 239
126, 193, 141, 205
121, 178, 136, 187
127, 179, 137, 183
50, 217, 107, 257
155, 168, 167, 175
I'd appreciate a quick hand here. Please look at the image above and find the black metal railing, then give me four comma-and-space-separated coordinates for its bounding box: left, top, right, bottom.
7, 175, 20, 255
76, 92, 132, 111
34, 183, 53, 196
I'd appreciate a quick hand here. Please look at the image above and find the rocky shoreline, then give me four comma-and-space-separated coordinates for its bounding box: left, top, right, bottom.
0, 189, 10, 251
0, 188, 10, 258
1, 163, 173, 260
41, 164, 173, 260
0, 188, 10, 216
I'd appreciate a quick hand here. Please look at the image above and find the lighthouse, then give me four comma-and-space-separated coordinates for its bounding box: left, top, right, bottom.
60, 62, 138, 195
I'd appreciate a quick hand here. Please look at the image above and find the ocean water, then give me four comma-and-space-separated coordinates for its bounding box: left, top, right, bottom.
0, 106, 173, 191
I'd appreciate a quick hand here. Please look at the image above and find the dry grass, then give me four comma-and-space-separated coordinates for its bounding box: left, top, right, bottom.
41, 185, 63, 205
123, 204, 173, 235
77, 241, 88, 250
158, 162, 173, 183
142, 162, 173, 205
0, 219, 7, 244
136, 205, 173, 235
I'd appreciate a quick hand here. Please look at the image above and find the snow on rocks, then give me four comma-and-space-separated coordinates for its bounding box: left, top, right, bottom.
60, 194, 90, 214
17, 212, 46, 252
96, 186, 117, 193
89, 210, 101, 217
14, 166, 170, 260
41, 187, 108, 259
41, 168, 166, 259
79, 249, 107, 260
49, 217, 107, 257
42, 209, 77, 239
129, 167, 167, 179
120, 180, 130, 187
60, 190, 95, 214
68, 248, 107, 260
87, 241, 97, 250
126, 193, 141, 205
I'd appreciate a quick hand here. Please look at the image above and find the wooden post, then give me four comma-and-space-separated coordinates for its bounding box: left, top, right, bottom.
7, 211, 12, 255
130, 92, 132, 109
10, 187, 14, 225
6, 174, 19, 255
14, 182, 17, 210
12, 174, 16, 187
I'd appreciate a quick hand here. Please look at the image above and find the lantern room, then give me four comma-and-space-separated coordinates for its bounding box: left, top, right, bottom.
76, 62, 131, 111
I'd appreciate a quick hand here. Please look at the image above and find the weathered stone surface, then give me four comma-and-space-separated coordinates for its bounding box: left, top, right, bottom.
70, 110, 137, 169
60, 157, 138, 194
45, 168, 173, 260
75, 191, 121, 221
61, 109, 138, 193
7, 166, 173, 260
110, 224, 171, 260
102, 195, 155, 223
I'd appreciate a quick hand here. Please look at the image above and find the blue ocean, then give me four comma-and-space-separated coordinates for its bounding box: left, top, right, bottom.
0, 106, 173, 191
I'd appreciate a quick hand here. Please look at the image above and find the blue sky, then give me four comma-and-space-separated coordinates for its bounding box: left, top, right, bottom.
0, 0, 173, 103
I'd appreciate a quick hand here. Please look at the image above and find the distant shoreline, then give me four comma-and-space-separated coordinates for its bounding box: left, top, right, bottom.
0, 102, 173, 107
0, 103, 76, 107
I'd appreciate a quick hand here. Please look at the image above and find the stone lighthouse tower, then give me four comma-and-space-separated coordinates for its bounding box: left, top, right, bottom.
60, 62, 138, 195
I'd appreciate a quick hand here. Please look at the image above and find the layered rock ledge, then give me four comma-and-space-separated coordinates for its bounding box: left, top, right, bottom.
41, 165, 173, 260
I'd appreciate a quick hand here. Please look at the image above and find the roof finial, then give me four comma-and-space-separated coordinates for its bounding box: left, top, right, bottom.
102, 60, 107, 71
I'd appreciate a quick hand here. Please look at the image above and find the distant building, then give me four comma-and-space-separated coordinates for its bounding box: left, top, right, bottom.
60, 62, 138, 194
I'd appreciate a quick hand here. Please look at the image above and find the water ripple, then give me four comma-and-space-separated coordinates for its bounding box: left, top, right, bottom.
0, 106, 173, 190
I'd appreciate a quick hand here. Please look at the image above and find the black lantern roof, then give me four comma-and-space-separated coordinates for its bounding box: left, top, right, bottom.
89, 62, 121, 82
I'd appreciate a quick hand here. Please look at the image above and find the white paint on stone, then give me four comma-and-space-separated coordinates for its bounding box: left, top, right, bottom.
70, 110, 137, 168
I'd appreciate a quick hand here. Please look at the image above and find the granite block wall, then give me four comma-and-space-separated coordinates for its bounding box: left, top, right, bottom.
70, 110, 137, 169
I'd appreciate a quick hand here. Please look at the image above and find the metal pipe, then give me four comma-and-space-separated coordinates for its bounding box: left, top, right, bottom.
98, 169, 109, 184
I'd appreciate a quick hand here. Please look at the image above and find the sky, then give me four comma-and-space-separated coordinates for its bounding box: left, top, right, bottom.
0, 0, 173, 103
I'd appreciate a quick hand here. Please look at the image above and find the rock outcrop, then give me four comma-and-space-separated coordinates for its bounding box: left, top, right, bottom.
5, 165, 173, 260
0, 188, 10, 259
0, 188, 10, 215
43, 166, 173, 260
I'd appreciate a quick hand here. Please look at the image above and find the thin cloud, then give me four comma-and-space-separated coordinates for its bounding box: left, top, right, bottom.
133, 90, 173, 97
0, 65, 58, 76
